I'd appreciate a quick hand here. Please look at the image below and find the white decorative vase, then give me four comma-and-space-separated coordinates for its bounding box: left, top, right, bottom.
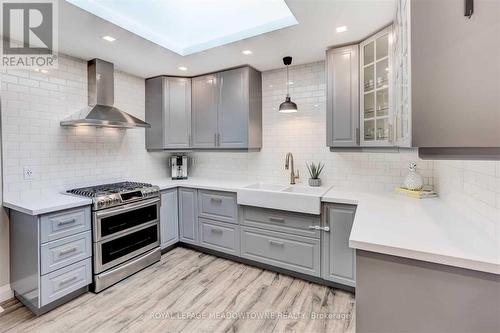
403, 162, 423, 190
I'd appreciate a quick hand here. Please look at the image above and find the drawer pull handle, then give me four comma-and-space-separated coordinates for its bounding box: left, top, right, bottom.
58, 218, 76, 226
269, 217, 285, 223
59, 246, 78, 255
308, 226, 330, 232
211, 228, 223, 234
269, 240, 284, 247
59, 276, 77, 286
210, 198, 223, 204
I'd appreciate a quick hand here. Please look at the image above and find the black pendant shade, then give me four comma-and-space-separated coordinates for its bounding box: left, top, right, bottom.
279, 56, 297, 113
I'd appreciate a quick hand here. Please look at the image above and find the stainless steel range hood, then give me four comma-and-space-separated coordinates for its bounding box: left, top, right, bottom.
60, 59, 150, 128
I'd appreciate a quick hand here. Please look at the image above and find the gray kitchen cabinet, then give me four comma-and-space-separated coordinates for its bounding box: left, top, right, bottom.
359, 26, 394, 146
241, 205, 320, 238
191, 74, 219, 148
198, 190, 237, 224
178, 187, 198, 245
411, 0, 500, 152
160, 188, 179, 249
199, 218, 240, 256
321, 204, 356, 287
10, 206, 92, 315
191, 66, 262, 150
326, 44, 359, 147
241, 225, 321, 277
145, 76, 192, 150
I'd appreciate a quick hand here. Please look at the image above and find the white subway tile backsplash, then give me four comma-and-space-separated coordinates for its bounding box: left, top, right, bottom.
1, 55, 169, 199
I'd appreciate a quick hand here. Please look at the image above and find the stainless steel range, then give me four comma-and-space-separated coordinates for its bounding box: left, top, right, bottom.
67, 181, 161, 292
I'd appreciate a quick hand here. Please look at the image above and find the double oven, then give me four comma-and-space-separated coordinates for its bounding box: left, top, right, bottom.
67, 182, 161, 292
93, 198, 160, 291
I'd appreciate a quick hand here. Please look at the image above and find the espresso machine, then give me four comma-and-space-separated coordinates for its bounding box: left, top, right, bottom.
171, 155, 188, 180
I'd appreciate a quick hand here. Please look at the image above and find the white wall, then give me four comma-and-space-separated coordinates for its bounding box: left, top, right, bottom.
190, 62, 434, 190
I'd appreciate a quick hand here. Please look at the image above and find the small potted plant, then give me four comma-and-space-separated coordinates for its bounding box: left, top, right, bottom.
306, 162, 324, 187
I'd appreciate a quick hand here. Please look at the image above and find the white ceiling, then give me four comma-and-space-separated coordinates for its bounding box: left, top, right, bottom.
59, 0, 395, 78
65, 0, 298, 56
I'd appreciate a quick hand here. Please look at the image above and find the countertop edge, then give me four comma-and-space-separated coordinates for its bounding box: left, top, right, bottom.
349, 239, 500, 275
3, 199, 92, 216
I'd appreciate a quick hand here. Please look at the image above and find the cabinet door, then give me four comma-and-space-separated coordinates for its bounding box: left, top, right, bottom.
164, 77, 191, 148
326, 45, 359, 147
217, 68, 249, 148
322, 204, 356, 287
178, 188, 198, 245
192, 75, 219, 148
360, 26, 394, 147
160, 189, 179, 249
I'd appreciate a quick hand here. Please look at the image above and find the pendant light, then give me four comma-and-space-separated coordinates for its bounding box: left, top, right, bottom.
279, 56, 298, 113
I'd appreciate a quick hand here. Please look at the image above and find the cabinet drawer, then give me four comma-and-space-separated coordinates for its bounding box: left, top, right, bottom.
199, 218, 239, 255
241, 206, 320, 238
41, 231, 92, 275
40, 207, 91, 243
240, 226, 320, 277
198, 190, 237, 224
40, 258, 91, 306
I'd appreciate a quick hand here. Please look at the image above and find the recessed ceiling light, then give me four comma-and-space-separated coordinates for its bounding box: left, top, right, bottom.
336, 26, 348, 33
242, 50, 253, 55
102, 35, 116, 42
178, 66, 188, 71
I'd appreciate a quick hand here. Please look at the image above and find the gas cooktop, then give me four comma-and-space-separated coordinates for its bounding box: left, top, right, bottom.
67, 181, 160, 210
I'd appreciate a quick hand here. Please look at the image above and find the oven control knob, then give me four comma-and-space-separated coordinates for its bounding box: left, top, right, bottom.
97, 199, 105, 208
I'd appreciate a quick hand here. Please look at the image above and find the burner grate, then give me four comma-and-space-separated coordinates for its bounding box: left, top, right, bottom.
67, 181, 153, 198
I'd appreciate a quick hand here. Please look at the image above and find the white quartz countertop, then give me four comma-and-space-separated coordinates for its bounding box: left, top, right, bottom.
322, 188, 500, 275
3, 192, 92, 216
146, 177, 255, 192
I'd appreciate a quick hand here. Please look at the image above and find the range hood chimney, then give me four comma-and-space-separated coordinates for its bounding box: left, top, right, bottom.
60, 59, 150, 128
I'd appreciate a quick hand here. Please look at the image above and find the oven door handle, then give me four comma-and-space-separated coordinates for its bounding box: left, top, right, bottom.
95, 197, 160, 219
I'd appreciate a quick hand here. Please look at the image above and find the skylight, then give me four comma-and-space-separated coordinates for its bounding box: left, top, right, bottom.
67, 0, 298, 56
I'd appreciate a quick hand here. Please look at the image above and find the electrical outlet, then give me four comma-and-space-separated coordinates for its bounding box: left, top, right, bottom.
23, 166, 33, 180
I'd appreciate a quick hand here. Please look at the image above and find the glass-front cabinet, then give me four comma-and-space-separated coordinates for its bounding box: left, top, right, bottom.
360, 26, 393, 146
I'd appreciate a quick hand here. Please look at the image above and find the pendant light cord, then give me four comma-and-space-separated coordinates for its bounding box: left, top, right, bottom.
286, 65, 290, 97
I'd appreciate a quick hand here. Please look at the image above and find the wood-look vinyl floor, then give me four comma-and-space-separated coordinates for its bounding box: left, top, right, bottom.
0, 247, 356, 333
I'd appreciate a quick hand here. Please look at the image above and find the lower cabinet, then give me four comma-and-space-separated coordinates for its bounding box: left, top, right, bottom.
199, 218, 240, 256
321, 204, 356, 287
178, 187, 198, 245
173, 190, 357, 289
160, 188, 179, 249
241, 226, 321, 277
10, 206, 92, 315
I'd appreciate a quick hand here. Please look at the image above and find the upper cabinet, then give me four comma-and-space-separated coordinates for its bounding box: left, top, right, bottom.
360, 26, 393, 146
147, 66, 262, 151
327, 26, 395, 149
326, 45, 359, 147
146, 77, 191, 149
192, 66, 262, 150
191, 74, 219, 148
410, 0, 500, 150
